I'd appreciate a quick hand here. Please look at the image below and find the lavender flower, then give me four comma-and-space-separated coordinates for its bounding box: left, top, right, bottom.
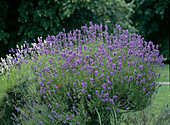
113, 95, 117, 99
88, 94, 91, 99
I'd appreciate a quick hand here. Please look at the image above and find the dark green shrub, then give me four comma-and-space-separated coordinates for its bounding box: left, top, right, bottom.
0, 0, 21, 59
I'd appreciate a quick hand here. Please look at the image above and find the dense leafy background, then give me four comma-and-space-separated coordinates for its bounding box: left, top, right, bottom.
126, 0, 169, 61
0, 0, 22, 60
0, 0, 135, 61
0, 0, 169, 62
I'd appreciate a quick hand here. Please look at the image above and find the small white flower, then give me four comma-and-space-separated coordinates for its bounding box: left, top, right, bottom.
28, 48, 33, 52
1, 57, 5, 63
5, 65, 9, 70
15, 52, 20, 57
19, 50, 23, 54
16, 44, 19, 49
44, 39, 47, 44
31, 43, 37, 48
38, 36, 42, 41
21, 45, 23, 50
50, 43, 52, 47
0, 68, 4, 74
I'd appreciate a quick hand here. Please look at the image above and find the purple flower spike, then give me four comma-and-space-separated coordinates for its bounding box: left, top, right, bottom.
66, 118, 70, 121
107, 80, 111, 85
129, 76, 133, 80
113, 95, 117, 99
107, 107, 111, 110
39, 81, 43, 85
137, 74, 142, 78
39, 121, 43, 124
117, 109, 120, 112
56, 103, 58, 107
143, 88, 145, 91
49, 103, 51, 108
48, 115, 53, 119
51, 110, 57, 115
90, 78, 94, 82
67, 92, 70, 96
88, 94, 91, 99
136, 81, 139, 85
6, 101, 10, 105
42, 78, 45, 81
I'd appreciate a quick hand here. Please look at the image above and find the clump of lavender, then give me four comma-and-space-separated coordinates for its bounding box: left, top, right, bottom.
1, 22, 165, 124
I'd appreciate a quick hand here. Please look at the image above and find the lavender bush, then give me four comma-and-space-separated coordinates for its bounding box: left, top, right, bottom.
0, 22, 165, 124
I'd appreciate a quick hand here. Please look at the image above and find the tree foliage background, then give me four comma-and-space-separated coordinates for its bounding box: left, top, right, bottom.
0, 0, 169, 62
126, 0, 169, 61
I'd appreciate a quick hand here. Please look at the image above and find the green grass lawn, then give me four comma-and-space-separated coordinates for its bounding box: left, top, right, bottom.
158, 64, 170, 82
152, 84, 170, 118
